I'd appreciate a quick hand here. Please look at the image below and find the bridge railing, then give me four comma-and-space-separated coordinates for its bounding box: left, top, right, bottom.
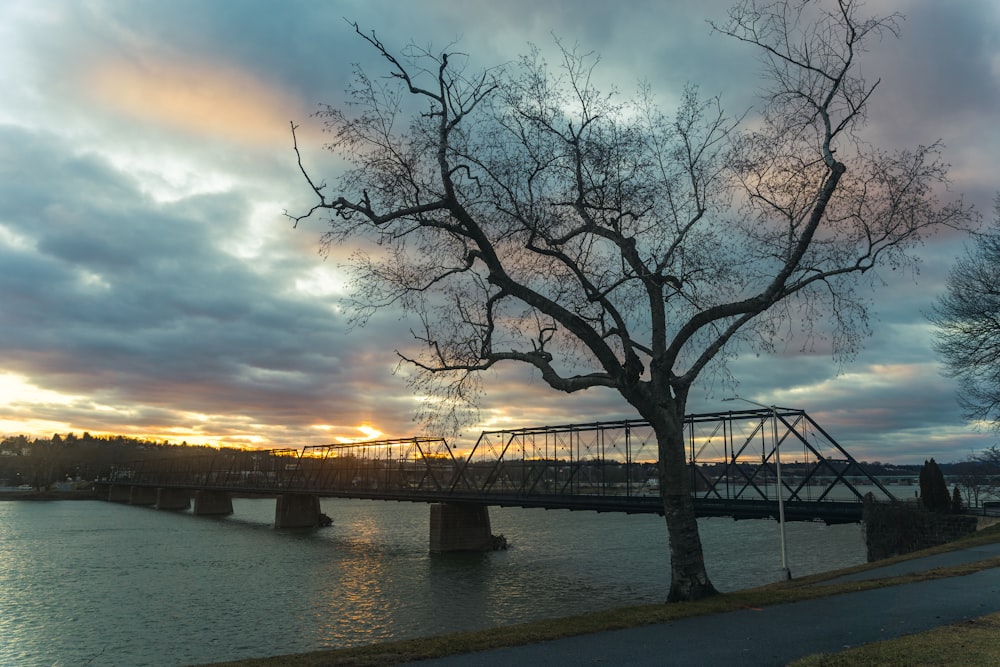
689, 409, 895, 503
110, 448, 304, 489
289, 438, 465, 493
452, 410, 896, 505
456, 420, 660, 498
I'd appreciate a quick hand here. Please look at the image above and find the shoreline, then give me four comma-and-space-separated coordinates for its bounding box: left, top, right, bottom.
0, 490, 98, 501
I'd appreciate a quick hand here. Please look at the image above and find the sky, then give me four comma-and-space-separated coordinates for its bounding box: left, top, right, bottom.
1, 0, 998, 463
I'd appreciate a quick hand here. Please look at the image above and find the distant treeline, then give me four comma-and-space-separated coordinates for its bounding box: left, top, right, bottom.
1, 432, 208, 450
0, 433, 234, 490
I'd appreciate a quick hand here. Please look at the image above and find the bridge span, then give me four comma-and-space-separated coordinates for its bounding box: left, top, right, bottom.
97, 407, 894, 551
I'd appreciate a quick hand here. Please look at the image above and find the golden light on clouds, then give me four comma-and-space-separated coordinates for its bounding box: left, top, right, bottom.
0, 416, 75, 439
87, 56, 302, 146
357, 425, 383, 440
0, 372, 77, 407
314, 424, 385, 444
0, 372, 260, 446
336, 424, 383, 445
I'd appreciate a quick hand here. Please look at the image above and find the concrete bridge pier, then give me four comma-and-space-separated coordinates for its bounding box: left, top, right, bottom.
155, 488, 190, 511
193, 490, 233, 516
128, 486, 158, 506
275, 494, 321, 528
429, 503, 494, 553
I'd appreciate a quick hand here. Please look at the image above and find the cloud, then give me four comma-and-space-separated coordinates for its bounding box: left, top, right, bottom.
0, 122, 415, 446
85, 57, 301, 147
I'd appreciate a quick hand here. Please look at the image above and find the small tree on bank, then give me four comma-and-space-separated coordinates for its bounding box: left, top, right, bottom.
290, 0, 974, 601
952, 485, 963, 513
919, 458, 951, 513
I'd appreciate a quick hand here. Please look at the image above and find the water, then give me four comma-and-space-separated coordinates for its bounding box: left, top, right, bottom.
0, 498, 864, 666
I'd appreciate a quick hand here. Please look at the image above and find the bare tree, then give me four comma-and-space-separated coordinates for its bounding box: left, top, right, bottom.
290, 0, 974, 601
931, 197, 1000, 430
953, 445, 1000, 509
975, 445, 1000, 504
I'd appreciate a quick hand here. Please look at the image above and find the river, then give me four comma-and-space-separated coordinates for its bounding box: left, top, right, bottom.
0, 497, 865, 666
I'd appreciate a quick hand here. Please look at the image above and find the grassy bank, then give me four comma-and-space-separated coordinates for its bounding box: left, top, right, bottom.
790, 613, 1000, 666
196, 524, 1000, 667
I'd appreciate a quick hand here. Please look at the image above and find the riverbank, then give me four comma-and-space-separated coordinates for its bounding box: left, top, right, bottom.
197, 524, 1000, 667
0, 489, 96, 500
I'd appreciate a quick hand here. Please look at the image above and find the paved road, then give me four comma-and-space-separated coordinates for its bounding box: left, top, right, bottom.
822, 541, 1000, 584
407, 546, 1000, 666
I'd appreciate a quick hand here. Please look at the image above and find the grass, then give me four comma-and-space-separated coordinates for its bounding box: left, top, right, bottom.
789, 613, 1000, 667
196, 524, 1000, 667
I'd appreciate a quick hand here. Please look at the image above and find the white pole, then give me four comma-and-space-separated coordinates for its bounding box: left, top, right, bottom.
723, 396, 792, 580
771, 405, 791, 580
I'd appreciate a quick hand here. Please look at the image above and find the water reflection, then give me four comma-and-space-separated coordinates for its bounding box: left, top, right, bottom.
316, 530, 393, 644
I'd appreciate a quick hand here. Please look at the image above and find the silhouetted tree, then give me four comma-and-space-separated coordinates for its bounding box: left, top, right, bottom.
290, 1, 974, 601
25, 440, 61, 491
920, 458, 950, 512
951, 485, 963, 513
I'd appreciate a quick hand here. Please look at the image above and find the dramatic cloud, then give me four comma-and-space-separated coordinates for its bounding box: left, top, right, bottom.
1, 0, 997, 461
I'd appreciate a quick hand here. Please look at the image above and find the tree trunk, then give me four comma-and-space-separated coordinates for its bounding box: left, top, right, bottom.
655, 417, 717, 601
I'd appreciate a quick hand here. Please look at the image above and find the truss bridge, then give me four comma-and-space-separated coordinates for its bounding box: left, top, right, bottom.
97, 407, 894, 551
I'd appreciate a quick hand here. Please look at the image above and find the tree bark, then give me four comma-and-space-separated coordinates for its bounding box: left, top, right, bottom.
654, 412, 717, 601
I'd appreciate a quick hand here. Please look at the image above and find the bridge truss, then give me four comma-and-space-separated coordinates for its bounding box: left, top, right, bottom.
455, 408, 894, 519
109, 408, 893, 523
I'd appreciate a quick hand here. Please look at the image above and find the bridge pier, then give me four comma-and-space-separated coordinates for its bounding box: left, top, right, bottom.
155, 488, 190, 511
193, 490, 233, 516
128, 486, 158, 506
275, 494, 321, 528
429, 503, 494, 553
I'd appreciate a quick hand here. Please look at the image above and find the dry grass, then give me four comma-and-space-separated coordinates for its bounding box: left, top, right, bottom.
790, 613, 1000, 667
194, 524, 1000, 667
